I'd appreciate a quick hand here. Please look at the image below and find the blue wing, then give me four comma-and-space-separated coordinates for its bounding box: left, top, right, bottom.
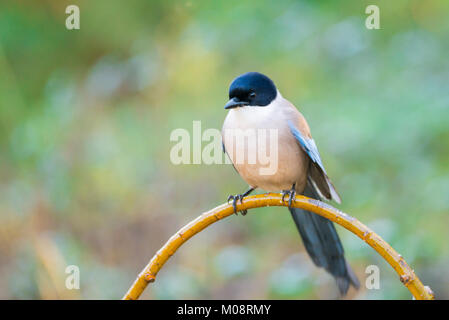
288, 120, 341, 203
288, 121, 327, 174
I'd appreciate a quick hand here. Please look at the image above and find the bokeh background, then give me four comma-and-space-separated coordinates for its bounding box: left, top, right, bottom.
1, 0, 448, 299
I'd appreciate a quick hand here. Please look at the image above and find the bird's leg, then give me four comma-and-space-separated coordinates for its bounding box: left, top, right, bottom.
227, 187, 255, 216
281, 183, 296, 209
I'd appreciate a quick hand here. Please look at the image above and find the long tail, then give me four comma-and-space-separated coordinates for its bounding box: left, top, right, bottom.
289, 182, 359, 295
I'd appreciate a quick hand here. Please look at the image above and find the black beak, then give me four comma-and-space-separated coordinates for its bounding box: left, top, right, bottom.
224, 97, 249, 109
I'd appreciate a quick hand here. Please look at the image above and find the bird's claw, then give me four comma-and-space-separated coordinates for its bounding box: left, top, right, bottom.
281, 186, 296, 209
227, 194, 248, 216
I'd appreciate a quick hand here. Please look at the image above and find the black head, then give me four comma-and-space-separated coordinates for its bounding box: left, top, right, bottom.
224, 72, 277, 109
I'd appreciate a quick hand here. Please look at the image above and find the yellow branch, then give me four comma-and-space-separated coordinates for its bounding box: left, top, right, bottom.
122, 193, 434, 300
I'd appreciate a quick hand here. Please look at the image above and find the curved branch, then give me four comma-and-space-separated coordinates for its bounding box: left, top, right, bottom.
122, 193, 434, 300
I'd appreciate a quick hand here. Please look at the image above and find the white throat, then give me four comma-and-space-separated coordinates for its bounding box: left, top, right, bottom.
226, 90, 284, 127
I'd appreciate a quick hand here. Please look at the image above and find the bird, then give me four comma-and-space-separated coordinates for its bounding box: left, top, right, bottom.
221, 71, 359, 296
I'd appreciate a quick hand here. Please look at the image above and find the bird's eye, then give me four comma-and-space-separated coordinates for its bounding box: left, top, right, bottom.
249, 92, 256, 99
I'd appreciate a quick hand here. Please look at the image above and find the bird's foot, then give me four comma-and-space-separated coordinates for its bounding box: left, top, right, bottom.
227, 194, 248, 216
227, 187, 255, 216
281, 183, 296, 209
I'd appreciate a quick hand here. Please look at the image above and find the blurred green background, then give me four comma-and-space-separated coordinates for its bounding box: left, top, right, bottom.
0, 0, 448, 299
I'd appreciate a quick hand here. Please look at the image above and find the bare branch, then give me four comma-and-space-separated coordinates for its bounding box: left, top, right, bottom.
122, 193, 434, 300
